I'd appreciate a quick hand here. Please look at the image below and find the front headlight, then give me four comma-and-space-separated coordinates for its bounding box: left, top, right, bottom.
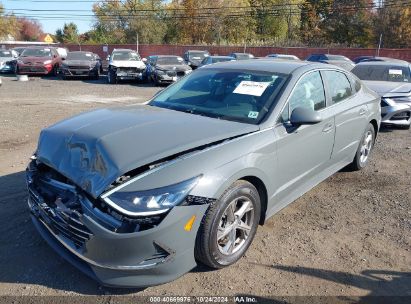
185, 70, 192, 74
101, 176, 200, 217
17, 60, 24, 64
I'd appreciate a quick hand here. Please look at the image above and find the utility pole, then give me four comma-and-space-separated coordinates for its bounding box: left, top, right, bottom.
136, 33, 139, 54
377, 34, 382, 57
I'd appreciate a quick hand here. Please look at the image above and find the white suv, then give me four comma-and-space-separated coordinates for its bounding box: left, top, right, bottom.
107, 49, 146, 84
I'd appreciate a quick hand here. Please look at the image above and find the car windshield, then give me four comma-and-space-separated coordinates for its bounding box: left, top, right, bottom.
67, 52, 94, 61
157, 57, 184, 65
21, 48, 52, 57
352, 65, 410, 82
149, 68, 287, 124
112, 51, 140, 61
0, 50, 12, 57
189, 52, 208, 60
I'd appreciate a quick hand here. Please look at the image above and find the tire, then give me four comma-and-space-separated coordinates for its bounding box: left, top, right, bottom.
195, 180, 261, 269
107, 68, 116, 84
349, 123, 376, 171
92, 68, 100, 80
51, 65, 58, 77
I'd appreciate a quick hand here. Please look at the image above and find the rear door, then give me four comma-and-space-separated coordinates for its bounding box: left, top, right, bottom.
321, 70, 369, 162
273, 71, 335, 205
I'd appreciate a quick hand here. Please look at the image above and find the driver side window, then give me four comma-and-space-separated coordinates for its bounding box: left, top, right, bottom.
280, 71, 326, 122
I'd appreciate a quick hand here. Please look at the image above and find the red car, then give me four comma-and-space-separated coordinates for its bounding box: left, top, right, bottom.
17, 47, 62, 76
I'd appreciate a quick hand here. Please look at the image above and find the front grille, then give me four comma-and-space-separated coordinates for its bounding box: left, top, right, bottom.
68, 65, 88, 69
166, 71, 177, 77
392, 111, 411, 121
117, 67, 138, 73
20, 66, 45, 72
29, 187, 93, 248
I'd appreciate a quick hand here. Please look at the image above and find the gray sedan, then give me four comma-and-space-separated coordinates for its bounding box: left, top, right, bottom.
352, 60, 411, 129
27, 60, 381, 288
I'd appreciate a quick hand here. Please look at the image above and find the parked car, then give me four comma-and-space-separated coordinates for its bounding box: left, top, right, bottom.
306, 53, 355, 71
107, 49, 146, 84
27, 59, 381, 288
144, 55, 192, 85
60, 51, 102, 80
17, 47, 62, 76
200, 55, 234, 66
0, 49, 18, 73
266, 54, 300, 60
352, 60, 411, 129
353, 56, 405, 64
228, 52, 255, 60
183, 50, 210, 69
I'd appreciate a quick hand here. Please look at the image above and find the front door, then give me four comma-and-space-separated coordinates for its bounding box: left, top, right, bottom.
271, 71, 335, 212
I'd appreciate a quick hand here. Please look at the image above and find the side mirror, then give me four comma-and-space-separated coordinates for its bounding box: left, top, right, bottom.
61, 57, 66, 61
290, 107, 322, 126
106, 55, 110, 61
53, 54, 57, 58
142, 58, 147, 63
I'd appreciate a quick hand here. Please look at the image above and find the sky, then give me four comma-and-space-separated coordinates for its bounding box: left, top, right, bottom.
2, 0, 95, 34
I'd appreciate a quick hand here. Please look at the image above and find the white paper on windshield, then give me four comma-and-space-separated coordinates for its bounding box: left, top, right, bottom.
233, 81, 271, 97
248, 111, 259, 119
192, 57, 201, 60
86, 53, 92, 57
389, 69, 402, 75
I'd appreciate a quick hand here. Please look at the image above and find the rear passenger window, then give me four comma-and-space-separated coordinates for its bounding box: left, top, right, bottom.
323, 71, 352, 103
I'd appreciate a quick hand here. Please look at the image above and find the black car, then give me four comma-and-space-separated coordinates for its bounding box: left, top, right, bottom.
353, 56, 405, 64
228, 53, 255, 60
306, 53, 355, 71
145, 55, 192, 85
183, 50, 210, 69
60, 51, 102, 80
200, 56, 234, 66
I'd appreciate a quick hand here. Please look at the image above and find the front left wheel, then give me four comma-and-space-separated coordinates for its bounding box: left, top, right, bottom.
195, 180, 261, 269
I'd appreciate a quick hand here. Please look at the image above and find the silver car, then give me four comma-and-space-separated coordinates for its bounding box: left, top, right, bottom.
352, 60, 411, 129
27, 60, 381, 287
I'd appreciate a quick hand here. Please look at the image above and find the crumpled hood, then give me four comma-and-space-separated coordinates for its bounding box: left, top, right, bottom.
156, 64, 191, 72
36, 105, 259, 198
363, 80, 411, 97
111, 60, 145, 69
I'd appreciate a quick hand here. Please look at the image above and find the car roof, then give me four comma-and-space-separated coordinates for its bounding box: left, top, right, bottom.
200, 59, 329, 74
355, 60, 410, 67
113, 48, 135, 52
186, 50, 208, 53
210, 56, 233, 58
155, 55, 181, 58
24, 46, 56, 49
69, 51, 93, 54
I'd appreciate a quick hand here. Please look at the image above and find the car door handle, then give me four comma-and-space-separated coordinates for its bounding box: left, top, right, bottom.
322, 123, 333, 133
359, 108, 367, 116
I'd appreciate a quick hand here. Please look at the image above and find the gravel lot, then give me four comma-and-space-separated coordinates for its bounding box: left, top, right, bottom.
0, 75, 410, 300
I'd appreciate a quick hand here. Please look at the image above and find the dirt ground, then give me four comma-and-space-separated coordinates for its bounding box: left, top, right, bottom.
0, 75, 410, 301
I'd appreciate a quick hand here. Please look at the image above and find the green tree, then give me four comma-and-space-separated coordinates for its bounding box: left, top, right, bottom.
55, 22, 79, 43
374, 2, 411, 48
0, 2, 20, 40
323, 0, 375, 47
300, 0, 331, 45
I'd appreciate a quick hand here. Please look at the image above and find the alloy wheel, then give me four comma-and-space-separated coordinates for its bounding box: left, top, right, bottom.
216, 196, 254, 255
360, 130, 373, 164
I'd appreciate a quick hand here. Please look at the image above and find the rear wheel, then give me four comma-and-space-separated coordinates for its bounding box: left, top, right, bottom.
349, 123, 375, 171
195, 180, 261, 269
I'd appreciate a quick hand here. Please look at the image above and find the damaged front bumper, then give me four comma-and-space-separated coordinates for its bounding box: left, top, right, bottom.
27, 162, 210, 287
